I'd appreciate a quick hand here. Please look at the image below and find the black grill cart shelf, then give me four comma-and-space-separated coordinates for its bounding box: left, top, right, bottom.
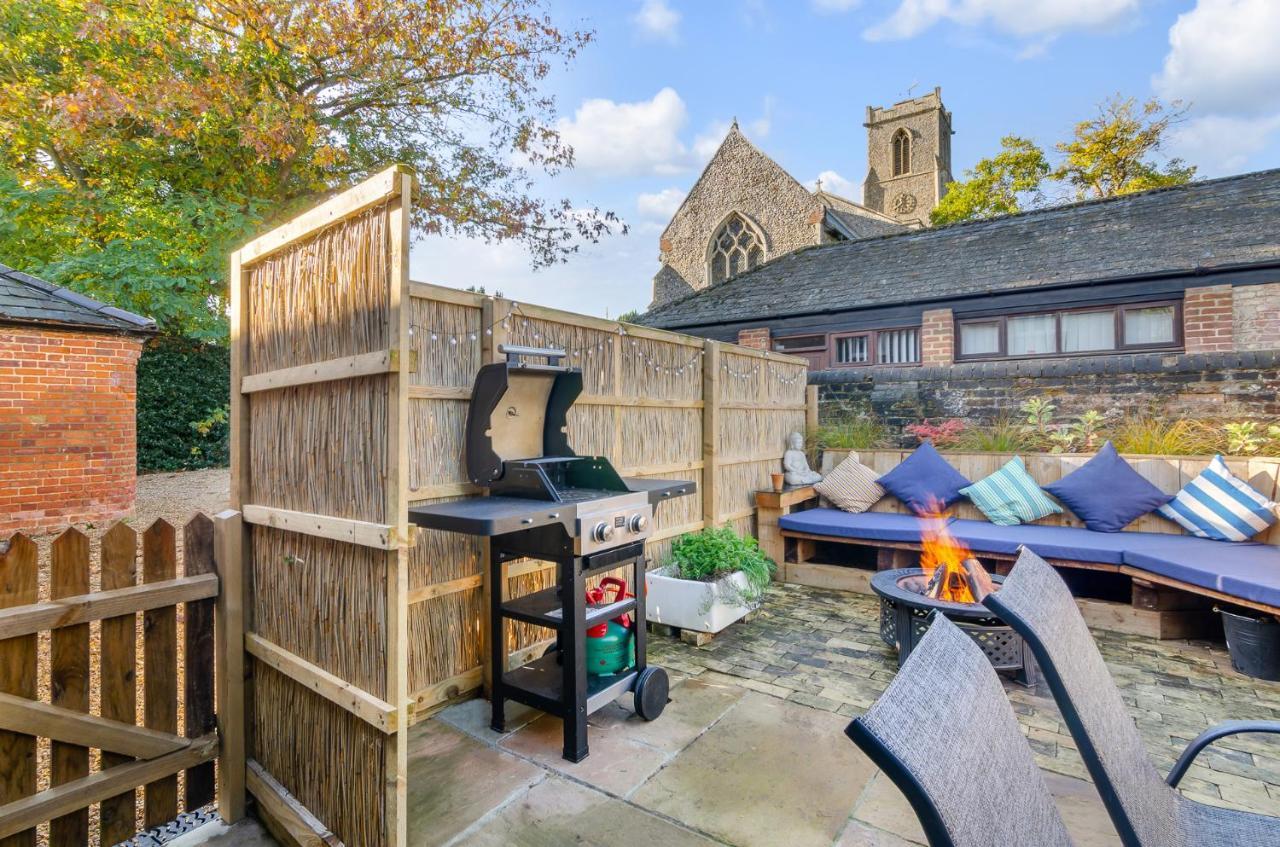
408, 345, 695, 761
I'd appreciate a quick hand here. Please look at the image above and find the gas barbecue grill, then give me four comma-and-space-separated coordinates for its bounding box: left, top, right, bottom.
409, 345, 695, 762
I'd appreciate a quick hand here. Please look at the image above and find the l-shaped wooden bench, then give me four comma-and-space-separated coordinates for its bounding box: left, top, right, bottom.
756, 450, 1280, 640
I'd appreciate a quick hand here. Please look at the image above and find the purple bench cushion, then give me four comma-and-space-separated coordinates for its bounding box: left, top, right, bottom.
777, 509, 952, 544
1121, 537, 1280, 608
778, 508, 1280, 608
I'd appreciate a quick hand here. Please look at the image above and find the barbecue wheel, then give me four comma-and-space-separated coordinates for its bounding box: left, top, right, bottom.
633, 667, 669, 721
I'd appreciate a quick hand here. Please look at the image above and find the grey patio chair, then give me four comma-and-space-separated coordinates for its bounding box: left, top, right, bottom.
845, 613, 1074, 847
985, 546, 1280, 846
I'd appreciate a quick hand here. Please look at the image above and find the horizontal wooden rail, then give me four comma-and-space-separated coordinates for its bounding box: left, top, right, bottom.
0, 692, 189, 759
0, 734, 218, 840
243, 505, 407, 550
248, 759, 342, 847
238, 165, 411, 265
245, 633, 398, 733
407, 385, 471, 400
616, 459, 704, 478
408, 481, 480, 501
407, 281, 486, 308
407, 574, 482, 605
0, 573, 219, 640
574, 396, 703, 409
649, 520, 706, 543
242, 350, 403, 394
408, 638, 553, 722
719, 402, 807, 411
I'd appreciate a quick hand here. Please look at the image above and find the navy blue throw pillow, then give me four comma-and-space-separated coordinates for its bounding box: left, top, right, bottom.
1042, 441, 1173, 533
877, 442, 972, 515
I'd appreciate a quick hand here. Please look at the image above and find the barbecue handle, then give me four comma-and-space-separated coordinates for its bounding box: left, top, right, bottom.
499, 344, 567, 362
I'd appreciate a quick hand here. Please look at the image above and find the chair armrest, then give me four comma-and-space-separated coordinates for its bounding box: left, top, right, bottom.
1166, 720, 1280, 787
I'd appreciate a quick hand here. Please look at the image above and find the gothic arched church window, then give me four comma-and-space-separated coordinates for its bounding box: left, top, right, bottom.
708, 213, 764, 284
892, 128, 911, 177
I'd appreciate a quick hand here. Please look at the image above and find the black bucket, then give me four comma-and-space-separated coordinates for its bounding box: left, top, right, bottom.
1220, 608, 1280, 681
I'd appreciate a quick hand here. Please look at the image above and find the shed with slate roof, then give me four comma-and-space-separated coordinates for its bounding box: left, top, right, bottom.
0, 263, 155, 532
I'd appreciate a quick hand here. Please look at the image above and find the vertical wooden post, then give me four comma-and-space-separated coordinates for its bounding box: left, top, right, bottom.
214, 509, 246, 823
806, 384, 819, 435
49, 529, 90, 847
702, 340, 721, 529
99, 522, 138, 845
143, 520, 179, 827
0, 533, 38, 847
183, 514, 218, 810
382, 168, 413, 847
228, 250, 250, 511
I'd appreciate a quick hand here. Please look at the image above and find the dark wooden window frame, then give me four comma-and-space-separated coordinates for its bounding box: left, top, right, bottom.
773, 326, 922, 369
955, 300, 1183, 362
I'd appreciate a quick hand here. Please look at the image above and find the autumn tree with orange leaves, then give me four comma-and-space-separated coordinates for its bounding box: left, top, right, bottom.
0, 1, 618, 336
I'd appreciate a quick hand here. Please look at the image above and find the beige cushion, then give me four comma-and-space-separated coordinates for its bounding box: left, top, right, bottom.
814, 456, 885, 514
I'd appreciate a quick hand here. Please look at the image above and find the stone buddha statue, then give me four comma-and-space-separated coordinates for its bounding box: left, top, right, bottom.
782, 431, 822, 486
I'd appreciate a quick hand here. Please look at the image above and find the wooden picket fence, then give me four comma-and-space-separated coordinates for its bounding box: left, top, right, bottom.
0, 513, 244, 847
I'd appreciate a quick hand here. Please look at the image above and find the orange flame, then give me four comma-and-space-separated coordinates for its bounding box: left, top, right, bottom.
918, 498, 982, 604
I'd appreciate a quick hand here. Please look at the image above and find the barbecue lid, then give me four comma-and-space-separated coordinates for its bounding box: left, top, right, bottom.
464, 346, 584, 485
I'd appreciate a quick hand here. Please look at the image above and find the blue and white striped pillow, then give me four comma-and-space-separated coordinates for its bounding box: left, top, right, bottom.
959, 456, 1063, 526
1156, 455, 1278, 542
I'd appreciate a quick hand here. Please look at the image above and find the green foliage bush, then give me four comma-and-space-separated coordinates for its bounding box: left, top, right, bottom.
667, 525, 776, 608
137, 339, 230, 471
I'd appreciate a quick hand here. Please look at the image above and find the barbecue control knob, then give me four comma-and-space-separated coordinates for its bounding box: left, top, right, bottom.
629, 514, 648, 533
593, 522, 614, 543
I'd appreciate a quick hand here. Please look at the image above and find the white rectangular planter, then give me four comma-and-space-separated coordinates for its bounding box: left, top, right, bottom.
645, 566, 754, 634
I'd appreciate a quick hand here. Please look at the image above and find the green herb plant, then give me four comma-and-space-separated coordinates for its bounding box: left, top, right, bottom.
667, 525, 777, 613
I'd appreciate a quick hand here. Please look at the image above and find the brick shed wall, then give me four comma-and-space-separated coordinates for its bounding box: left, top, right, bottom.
813, 350, 1280, 438
0, 327, 143, 533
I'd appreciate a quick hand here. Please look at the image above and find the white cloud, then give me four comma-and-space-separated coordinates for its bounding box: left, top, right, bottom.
1168, 114, 1280, 177
864, 0, 1138, 41
637, 187, 687, 220
811, 0, 861, 12
692, 120, 732, 161
749, 96, 776, 138
809, 170, 861, 200
556, 88, 689, 175
1154, 0, 1280, 116
632, 0, 681, 42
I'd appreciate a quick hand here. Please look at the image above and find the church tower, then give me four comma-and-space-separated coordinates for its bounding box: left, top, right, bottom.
863, 87, 953, 227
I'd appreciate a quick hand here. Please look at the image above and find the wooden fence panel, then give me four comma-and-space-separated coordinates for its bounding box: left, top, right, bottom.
0, 534, 37, 847
49, 529, 90, 847
184, 515, 218, 810
0, 517, 222, 846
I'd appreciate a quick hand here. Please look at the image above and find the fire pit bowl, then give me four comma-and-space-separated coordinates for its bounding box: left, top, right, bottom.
872, 568, 1038, 686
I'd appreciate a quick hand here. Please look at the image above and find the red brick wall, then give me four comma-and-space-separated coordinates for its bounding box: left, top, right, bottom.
921, 308, 954, 365
737, 327, 771, 350
0, 327, 142, 534
1183, 284, 1235, 353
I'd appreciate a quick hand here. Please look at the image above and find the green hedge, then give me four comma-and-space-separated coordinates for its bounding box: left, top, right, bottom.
137, 338, 230, 471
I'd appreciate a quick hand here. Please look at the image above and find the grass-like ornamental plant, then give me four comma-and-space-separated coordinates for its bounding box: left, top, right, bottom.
667, 525, 776, 609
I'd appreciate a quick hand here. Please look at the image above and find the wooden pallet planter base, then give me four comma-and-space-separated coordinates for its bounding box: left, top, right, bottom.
646, 614, 758, 647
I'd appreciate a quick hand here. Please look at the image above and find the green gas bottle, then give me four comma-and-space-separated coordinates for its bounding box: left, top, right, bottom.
585, 577, 635, 677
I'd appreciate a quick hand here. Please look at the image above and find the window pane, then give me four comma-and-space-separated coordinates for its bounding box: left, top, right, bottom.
836, 335, 868, 364
1061, 310, 1115, 352
1124, 306, 1175, 345
774, 335, 825, 352
878, 328, 919, 364
959, 321, 1000, 356
1008, 314, 1057, 355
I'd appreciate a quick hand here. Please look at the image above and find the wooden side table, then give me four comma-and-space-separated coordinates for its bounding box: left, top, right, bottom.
754, 485, 817, 575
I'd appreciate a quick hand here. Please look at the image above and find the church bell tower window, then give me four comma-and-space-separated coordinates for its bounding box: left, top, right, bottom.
708, 213, 764, 284
892, 129, 911, 177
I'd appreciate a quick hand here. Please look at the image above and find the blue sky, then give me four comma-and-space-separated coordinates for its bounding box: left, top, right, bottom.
409, 0, 1280, 318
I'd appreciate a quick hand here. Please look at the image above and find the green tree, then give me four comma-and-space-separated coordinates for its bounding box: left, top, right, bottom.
930, 136, 1050, 226
1054, 96, 1196, 200
0, 0, 618, 337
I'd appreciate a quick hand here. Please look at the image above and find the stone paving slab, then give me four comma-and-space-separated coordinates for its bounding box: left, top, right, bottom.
455, 775, 719, 846
407, 719, 546, 846
631, 691, 877, 847
650, 582, 1280, 816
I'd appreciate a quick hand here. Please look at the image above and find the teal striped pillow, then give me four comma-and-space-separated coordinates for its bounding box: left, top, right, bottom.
960, 457, 1063, 526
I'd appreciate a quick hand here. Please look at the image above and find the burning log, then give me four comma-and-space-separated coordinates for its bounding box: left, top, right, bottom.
961, 557, 995, 603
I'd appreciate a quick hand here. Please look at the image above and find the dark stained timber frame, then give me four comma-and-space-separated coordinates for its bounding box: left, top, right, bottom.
955, 299, 1183, 362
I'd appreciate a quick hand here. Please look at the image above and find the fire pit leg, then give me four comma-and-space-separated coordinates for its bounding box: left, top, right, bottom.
1016, 643, 1040, 688
894, 603, 915, 667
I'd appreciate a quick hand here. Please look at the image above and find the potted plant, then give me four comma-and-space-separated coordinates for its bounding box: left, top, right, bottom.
646, 525, 776, 634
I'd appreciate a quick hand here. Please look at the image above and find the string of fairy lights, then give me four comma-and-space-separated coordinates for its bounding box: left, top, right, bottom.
406, 300, 805, 384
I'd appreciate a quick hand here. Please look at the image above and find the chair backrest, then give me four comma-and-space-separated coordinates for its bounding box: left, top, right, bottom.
984, 546, 1179, 847
846, 614, 1073, 847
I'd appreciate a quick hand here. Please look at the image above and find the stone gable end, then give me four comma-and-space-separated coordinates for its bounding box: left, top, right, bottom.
653, 128, 822, 307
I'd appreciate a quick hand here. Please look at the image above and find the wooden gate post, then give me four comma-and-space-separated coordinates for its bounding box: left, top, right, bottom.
214, 509, 246, 823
